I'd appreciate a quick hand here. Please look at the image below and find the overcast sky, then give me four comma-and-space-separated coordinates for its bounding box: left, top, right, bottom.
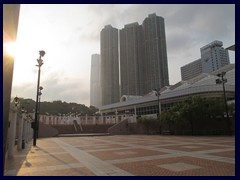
11, 4, 235, 106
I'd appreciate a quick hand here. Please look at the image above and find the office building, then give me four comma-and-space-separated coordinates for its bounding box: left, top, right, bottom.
100, 25, 120, 105
200, 40, 230, 73
181, 59, 202, 81
181, 40, 230, 80
90, 54, 102, 108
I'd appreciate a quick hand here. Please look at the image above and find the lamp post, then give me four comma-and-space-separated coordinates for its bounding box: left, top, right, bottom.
33, 50, 45, 146
36, 86, 43, 138
216, 72, 231, 136
153, 89, 161, 117
153, 89, 161, 134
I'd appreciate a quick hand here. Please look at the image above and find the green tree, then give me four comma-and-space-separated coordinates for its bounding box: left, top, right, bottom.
10, 97, 99, 116
137, 116, 160, 134
160, 110, 177, 133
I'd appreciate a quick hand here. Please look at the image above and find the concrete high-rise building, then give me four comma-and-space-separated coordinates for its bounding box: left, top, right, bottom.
90, 54, 102, 108
181, 59, 202, 81
142, 13, 169, 93
120, 22, 145, 96
200, 40, 230, 73
119, 13, 169, 97
181, 40, 230, 81
100, 25, 120, 105
100, 14, 169, 105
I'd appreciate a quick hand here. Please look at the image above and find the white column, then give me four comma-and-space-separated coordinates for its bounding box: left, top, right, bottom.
23, 119, 27, 144
28, 122, 33, 142
26, 122, 29, 142
85, 114, 88, 124
101, 114, 103, 124
134, 106, 137, 123
159, 100, 161, 115
8, 108, 18, 159
115, 110, 118, 124
47, 116, 50, 124
30, 127, 33, 141
27, 122, 31, 142
17, 113, 24, 150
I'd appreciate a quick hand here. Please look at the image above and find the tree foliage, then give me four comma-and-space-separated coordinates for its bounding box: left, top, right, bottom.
137, 116, 160, 134
160, 96, 235, 135
10, 98, 99, 116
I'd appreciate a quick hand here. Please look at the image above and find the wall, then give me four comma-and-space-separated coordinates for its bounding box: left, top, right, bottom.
108, 119, 129, 135
38, 122, 58, 138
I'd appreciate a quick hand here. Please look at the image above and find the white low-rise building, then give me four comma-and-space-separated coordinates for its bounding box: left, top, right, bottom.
39, 64, 234, 126
100, 64, 235, 120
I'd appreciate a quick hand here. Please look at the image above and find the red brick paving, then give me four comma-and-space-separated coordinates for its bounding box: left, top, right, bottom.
207, 151, 235, 158
77, 144, 127, 151
89, 148, 167, 160
159, 144, 229, 152
5, 135, 235, 176
114, 156, 235, 176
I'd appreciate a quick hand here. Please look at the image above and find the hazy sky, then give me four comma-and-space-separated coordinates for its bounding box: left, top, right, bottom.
11, 4, 235, 106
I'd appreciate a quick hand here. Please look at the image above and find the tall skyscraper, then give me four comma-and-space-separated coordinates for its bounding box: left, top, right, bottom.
142, 13, 169, 93
119, 13, 169, 97
100, 25, 120, 105
120, 22, 145, 96
181, 40, 230, 81
99, 14, 169, 105
90, 54, 101, 108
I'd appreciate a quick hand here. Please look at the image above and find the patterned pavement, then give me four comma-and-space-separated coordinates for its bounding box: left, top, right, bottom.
4, 135, 235, 176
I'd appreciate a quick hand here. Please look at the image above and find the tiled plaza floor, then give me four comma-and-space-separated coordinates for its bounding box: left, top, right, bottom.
4, 135, 235, 176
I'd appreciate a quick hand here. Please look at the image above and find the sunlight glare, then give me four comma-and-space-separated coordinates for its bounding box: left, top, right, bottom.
3, 42, 17, 57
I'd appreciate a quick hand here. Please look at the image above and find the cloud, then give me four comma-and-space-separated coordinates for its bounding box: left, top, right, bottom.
12, 71, 90, 105
13, 4, 235, 105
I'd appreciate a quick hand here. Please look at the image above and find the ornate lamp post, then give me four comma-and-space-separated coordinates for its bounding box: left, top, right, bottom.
36, 86, 43, 138
153, 89, 161, 117
33, 51, 45, 146
216, 72, 231, 136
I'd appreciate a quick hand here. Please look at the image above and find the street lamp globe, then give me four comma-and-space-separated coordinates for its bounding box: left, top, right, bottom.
14, 96, 19, 107
39, 50, 45, 57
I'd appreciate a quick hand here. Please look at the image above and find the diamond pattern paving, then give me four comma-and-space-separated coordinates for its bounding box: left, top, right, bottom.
158, 162, 201, 172
4, 135, 235, 176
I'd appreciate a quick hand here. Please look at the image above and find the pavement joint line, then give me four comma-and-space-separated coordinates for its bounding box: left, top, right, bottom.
146, 147, 235, 164
86, 147, 138, 152
190, 148, 234, 154
52, 138, 134, 176
106, 153, 183, 164
187, 154, 235, 164
5, 135, 235, 176
90, 136, 235, 164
